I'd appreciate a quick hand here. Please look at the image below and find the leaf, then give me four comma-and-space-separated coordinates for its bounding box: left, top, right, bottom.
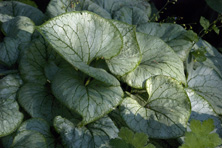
52, 66, 123, 125
185, 88, 222, 136
212, 25, 220, 34
200, 16, 210, 30
11, 0, 38, 8
37, 11, 122, 86
0, 37, 19, 67
120, 75, 191, 138
18, 83, 73, 124
0, 98, 23, 137
112, 127, 155, 148
91, 0, 151, 25
192, 39, 222, 77
0, 74, 22, 100
0, 1, 45, 25
53, 116, 119, 148
2, 16, 35, 42
122, 32, 186, 88
137, 23, 198, 61
46, 0, 111, 19
187, 66, 222, 115
18, 118, 55, 148
205, 0, 222, 13
191, 47, 207, 62
19, 37, 62, 85
11, 130, 47, 148
179, 119, 222, 148
106, 20, 142, 76
0, 132, 16, 148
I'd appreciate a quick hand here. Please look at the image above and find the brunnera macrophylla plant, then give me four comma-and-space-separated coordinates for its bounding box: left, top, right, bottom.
0, 0, 222, 147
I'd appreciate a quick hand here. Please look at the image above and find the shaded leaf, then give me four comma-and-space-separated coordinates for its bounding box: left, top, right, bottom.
0, 99, 23, 137
53, 116, 118, 148
120, 75, 191, 138
0, 74, 22, 100
187, 66, 222, 115
200, 16, 210, 30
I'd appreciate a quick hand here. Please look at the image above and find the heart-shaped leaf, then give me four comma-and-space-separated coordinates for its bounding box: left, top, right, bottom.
123, 32, 186, 88
120, 75, 191, 138
52, 66, 123, 125
0, 98, 23, 137
187, 66, 222, 115
106, 20, 141, 76
37, 11, 123, 86
53, 116, 118, 148
0, 74, 22, 100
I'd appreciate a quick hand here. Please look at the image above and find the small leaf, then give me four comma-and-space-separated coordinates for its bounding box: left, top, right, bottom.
212, 25, 220, 34
200, 16, 210, 30
191, 47, 207, 62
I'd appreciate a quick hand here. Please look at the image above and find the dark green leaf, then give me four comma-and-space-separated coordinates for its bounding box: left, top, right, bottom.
205, 0, 222, 13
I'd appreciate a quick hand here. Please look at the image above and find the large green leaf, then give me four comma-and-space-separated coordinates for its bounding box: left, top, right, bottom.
187, 66, 222, 115
192, 39, 222, 77
2, 16, 35, 42
19, 37, 62, 85
0, 98, 23, 137
137, 23, 198, 61
37, 11, 122, 86
0, 1, 45, 24
106, 20, 141, 76
205, 0, 222, 13
185, 89, 222, 136
123, 32, 186, 88
11, 130, 47, 148
120, 75, 191, 138
18, 83, 73, 124
0, 37, 19, 67
53, 116, 118, 148
52, 67, 123, 125
0, 74, 22, 100
18, 118, 55, 148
